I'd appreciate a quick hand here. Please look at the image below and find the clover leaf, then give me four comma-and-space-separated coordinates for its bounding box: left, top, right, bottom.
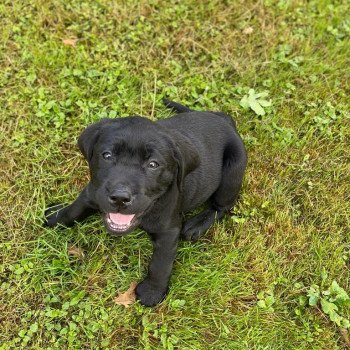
240, 89, 272, 116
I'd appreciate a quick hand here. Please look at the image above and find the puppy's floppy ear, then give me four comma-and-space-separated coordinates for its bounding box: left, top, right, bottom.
173, 135, 200, 191
78, 119, 111, 161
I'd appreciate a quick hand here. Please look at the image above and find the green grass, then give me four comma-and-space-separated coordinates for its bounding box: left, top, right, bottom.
1, 0, 350, 349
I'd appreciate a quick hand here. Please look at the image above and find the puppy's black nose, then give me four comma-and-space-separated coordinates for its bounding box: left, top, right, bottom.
108, 188, 132, 206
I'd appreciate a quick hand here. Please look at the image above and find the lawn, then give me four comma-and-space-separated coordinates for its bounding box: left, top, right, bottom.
1, 0, 350, 349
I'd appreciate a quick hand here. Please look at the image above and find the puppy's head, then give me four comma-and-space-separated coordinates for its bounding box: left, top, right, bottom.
78, 117, 199, 235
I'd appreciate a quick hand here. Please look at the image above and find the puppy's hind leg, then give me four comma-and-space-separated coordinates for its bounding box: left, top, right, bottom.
181, 208, 223, 242
181, 135, 247, 241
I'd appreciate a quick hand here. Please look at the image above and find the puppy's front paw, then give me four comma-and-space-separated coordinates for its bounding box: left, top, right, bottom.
44, 203, 67, 228
135, 278, 168, 307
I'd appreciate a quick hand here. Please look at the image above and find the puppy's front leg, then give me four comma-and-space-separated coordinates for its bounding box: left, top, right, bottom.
45, 184, 96, 228
136, 229, 180, 307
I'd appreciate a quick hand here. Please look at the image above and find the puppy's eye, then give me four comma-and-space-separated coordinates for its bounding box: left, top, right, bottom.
148, 161, 159, 169
102, 152, 112, 160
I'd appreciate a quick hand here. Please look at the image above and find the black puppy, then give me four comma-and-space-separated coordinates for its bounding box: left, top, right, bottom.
45, 99, 247, 306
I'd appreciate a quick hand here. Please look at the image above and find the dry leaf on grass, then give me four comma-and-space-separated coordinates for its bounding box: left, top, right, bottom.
242, 27, 253, 35
68, 245, 85, 259
62, 38, 78, 46
340, 328, 350, 349
114, 282, 137, 308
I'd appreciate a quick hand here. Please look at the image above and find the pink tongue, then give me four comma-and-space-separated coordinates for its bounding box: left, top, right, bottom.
109, 213, 135, 225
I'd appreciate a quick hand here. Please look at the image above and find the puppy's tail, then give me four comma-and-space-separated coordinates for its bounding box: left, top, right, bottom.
163, 98, 192, 113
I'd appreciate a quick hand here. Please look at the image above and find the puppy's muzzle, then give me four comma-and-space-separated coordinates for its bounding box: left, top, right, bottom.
108, 186, 133, 208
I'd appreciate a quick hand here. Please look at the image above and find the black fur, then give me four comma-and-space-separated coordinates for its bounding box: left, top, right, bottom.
45, 100, 247, 306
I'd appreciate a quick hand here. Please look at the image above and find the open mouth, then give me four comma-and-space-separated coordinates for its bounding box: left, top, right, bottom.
103, 212, 140, 235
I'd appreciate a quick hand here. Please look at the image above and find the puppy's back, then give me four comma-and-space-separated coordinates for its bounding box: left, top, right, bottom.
158, 112, 241, 211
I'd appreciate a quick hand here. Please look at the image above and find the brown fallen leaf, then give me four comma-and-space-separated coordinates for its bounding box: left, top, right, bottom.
340, 328, 350, 349
242, 27, 253, 35
62, 38, 78, 46
114, 282, 137, 308
68, 245, 85, 259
